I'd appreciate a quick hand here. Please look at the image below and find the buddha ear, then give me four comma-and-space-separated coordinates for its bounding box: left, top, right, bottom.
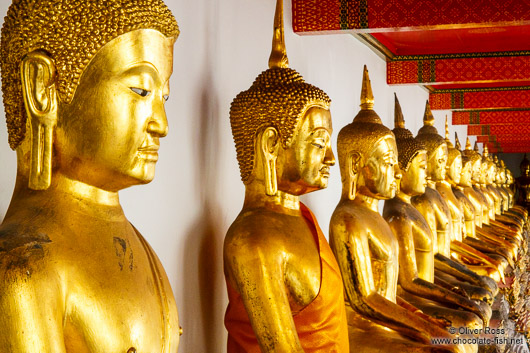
260, 126, 280, 196
21, 51, 58, 190
348, 152, 362, 200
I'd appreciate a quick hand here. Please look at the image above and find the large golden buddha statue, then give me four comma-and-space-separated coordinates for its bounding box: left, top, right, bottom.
412, 103, 495, 303
330, 78, 462, 353
223, 1, 348, 351
383, 95, 488, 336
0, 1, 180, 352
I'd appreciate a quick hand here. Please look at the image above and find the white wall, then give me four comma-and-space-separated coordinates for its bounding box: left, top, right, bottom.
0, 1, 477, 352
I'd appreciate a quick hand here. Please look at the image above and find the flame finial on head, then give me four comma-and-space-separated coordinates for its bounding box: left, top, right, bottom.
465, 137, 472, 151
455, 132, 461, 151
394, 93, 405, 128
423, 100, 435, 126
474, 141, 479, 152
268, 0, 289, 69
360, 65, 375, 110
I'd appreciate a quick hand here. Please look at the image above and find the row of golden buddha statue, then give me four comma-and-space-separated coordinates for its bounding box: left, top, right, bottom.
0, 0, 528, 352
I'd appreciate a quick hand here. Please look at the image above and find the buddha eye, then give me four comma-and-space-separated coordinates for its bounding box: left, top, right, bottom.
130, 87, 151, 97
163, 95, 170, 102
311, 142, 325, 150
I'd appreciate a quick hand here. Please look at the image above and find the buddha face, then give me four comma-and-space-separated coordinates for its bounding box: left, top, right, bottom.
487, 163, 496, 184
361, 136, 399, 199
471, 159, 482, 183
55, 29, 174, 191
427, 144, 448, 182
446, 155, 462, 185
459, 161, 473, 187
522, 164, 530, 178
480, 162, 488, 184
276, 106, 335, 195
400, 151, 427, 196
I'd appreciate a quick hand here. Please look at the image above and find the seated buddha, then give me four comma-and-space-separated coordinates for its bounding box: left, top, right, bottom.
437, 123, 502, 286
412, 102, 495, 304
330, 74, 463, 353
223, 1, 348, 351
383, 95, 489, 336
451, 135, 505, 283
0, 1, 181, 351
461, 140, 517, 264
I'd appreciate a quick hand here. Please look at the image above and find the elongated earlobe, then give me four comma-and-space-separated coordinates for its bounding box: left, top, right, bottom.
21, 51, 58, 190
348, 153, 361, 200
261, 127, 280, 196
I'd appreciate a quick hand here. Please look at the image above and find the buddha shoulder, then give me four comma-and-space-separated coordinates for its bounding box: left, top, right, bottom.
225, 210, 307, 257
330, 202, 373, 236
0, 222, 61, 296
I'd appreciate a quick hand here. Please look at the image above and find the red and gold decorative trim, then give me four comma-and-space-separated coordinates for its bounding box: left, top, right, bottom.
468, 124, 530, 136
452, 110, 530, 125
292, 0, 530, 33
431, 88, 530, 110
388, 54, 530, 85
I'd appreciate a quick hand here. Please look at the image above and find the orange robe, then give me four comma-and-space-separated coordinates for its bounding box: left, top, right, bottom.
224, 203, 349, 352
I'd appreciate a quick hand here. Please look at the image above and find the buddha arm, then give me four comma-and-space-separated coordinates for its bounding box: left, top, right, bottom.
450, 241, 500, 270
224, 235, 304, 353
434, 253, 489, 291
329, 217, 455, 345
0, 247, 66, 353
387, 220, 487, 322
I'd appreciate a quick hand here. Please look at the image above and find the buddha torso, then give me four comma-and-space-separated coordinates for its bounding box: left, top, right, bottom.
436, 181, 464, 242
0, 192, 179, 353
473, 185, 491, 224
463, 186, 483, 227
412, 186, 451, 257
333, 200, 399, 303
478, 185, 496, 220
486, 185, 502, 214
453, 186, 476, 239
516, 176, 530, 206
383, 197, 434, 282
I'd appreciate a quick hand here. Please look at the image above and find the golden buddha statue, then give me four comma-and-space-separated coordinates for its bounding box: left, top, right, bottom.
494, 156, 510, 212
480, 146, 523, 244
461, 141, 517, 263
223, 1, 348, 351
515, 154, 530, 212
0, 1, 180, 352
330, 74, 462, 353
383, 95, 489, 336
412, 102, 495, 305
452, 135, 505, 283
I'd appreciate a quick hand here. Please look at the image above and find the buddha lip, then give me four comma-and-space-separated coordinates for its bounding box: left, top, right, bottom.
138, 145, 159, 152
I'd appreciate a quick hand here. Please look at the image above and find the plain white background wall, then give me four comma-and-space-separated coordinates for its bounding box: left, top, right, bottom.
0, 0, 481, 352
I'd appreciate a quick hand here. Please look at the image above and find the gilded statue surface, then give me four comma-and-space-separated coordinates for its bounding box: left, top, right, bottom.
383, 97, 487, 347
516, 154, 530, 211
223, 1, 348, 352
330, 75, 461, 353
0, 1, 180, 352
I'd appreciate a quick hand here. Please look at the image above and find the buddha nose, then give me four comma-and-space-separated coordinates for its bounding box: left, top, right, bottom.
147, 102, 169, 137
325, 146, 336, 166
394, 164, 402, 180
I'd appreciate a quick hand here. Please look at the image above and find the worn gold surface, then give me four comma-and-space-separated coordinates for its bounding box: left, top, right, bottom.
0, 1, 180, 351
330, 77, 463, 353
385, 99, 488, 344
412, 104, 494, 317
223, 1, 348, 352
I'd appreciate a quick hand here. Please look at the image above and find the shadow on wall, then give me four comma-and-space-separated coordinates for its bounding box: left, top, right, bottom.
180, 31, 226, 351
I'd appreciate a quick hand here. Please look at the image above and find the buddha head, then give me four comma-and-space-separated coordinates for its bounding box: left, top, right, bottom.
229, 0, 334, 197
444, 117, 462, 186
462, 139, 482, 184
416, 101, 448, 182
337, 66, 399, 201
520, 154, 530, 178
493, 156, 504, 185
455, 134, 472, 188
481, 145, 496, 185
392, 94, 427, 196
1, 0, 179, 191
